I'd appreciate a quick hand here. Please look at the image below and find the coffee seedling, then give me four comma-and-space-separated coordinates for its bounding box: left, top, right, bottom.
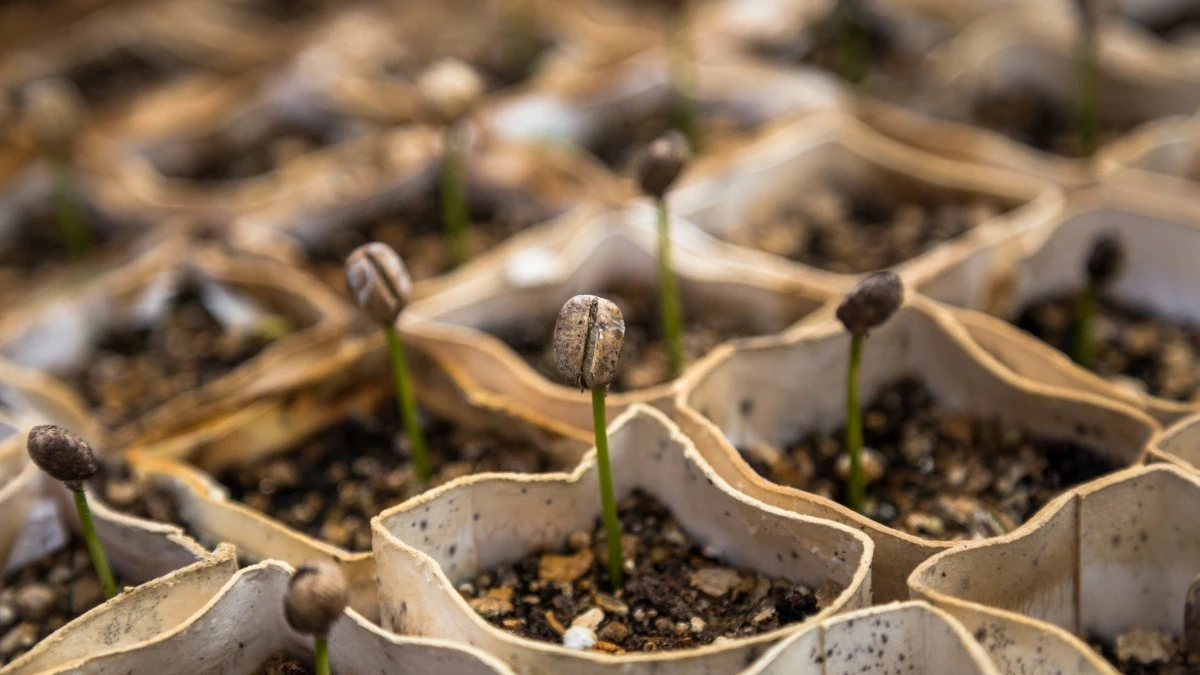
663, 0, 703, 152
1072, 233, 1124, 368
25, 79, 91, 257
1073, 0, 1100, 159
345, 242, 431, 481
417, 59, 485, 268
26, 425, 116, 599
835, 271, 903, 513
834, 0, 869, 86
285, 559, 349, 675
635, 131, 691, 378
1186, 573, 1200, 657
554, 294, 626, 589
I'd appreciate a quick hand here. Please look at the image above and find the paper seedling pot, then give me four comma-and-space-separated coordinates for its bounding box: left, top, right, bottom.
38, 560, 516, 675
922, 184, 1200, 425
0, 150, 157, 312
910, 464, 1200, 672
294, 0, 653, 127
1, 545, 238, 675
481, 45, 844, 163
738, 600, 999, 675
673, 294, 1158, 601
91, 63, 390, 222
122, 340, 581, 620
0, 429, 40, 574
373, 405, 873, 675
859, 6, 1200, 187
1101, 112, 1200, 203
401, 203, 831, 443
671, 111, 1062, 293
248, 128, 624, 299
0, 0, 280, 127
1150, 411, 1200, 474
0, 242, 351, 448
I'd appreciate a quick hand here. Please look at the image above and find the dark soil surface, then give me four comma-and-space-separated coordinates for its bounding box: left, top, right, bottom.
969, 88, 1133, 159
1134, 6, 1200, 44
484, 282, 771, 392
738, 378, 1120, 540
255, 652, 313, 675
1014, 292, 1200, 403
154, 119, 343, 183
461, 490, 839, 653
305, 185, 553, 287
53, 44, 194, 110
217, 396, 555, 551
0, 195, 120, 307
730, 183, 1004, 274
753, 6, 930, 99
60, 284, 286, 431
0, 539, 129, 665
587, 102, 755, 171
1090, 630, 1199, 674
89, 461, 184, 527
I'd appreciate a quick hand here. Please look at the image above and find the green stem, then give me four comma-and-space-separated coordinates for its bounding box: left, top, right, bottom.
1072, 282, 1098, 368
845, 333, 865, 513
591, 387, 623, 590
386, 325, 431, 481
657, 198, 685, 378
837, 0, 869, 86
667, 11, 704, 153
1076, 32, 1099, 160
440, 126, 470, 267
52, 151, 91, 258
74, 489, 117, 600
314, 635, 330, 675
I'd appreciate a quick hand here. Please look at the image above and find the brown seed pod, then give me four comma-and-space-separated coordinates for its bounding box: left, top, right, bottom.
23, 78, 84, 154
27, 424, 98, 491
285, 559, 349, 637
345, 242, 413, 325
553, 295, 625, 391
417, 58, 485, 125
836, 270, 904, 337
635, 131, 691, 200
1085, 234, 1125, 287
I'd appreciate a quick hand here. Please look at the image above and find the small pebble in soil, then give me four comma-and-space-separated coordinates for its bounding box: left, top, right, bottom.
255, 652, 313, 675
730, 182, 1004, 274
1090, 628, 1200, 674
218, 396, 555, 551
486, 283, 778, 392
62, 283, 286, 431
0, 540, 128, 665
460, 490, 838, 653
968, 88, 1133, 158
1014, 293, 1200, 403
738, 378, 1120, 540
88, 461, 184, 527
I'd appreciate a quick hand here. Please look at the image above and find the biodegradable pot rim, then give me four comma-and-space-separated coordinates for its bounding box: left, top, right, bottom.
1099, 112, 1200, 203
1149, 409, 1200, 474
907, 462, 1198, 674
858, 6, 1200, 187
401, 202, 835, 441
35, 558, 518, 675
738, 600, 1002, 675
0, 242, 352, 445
969, 182, 1200, 424
673, 109, 1064, 293
673, 293, 1160, 551
371, 404, 875, 667
0, 542, 240, 675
